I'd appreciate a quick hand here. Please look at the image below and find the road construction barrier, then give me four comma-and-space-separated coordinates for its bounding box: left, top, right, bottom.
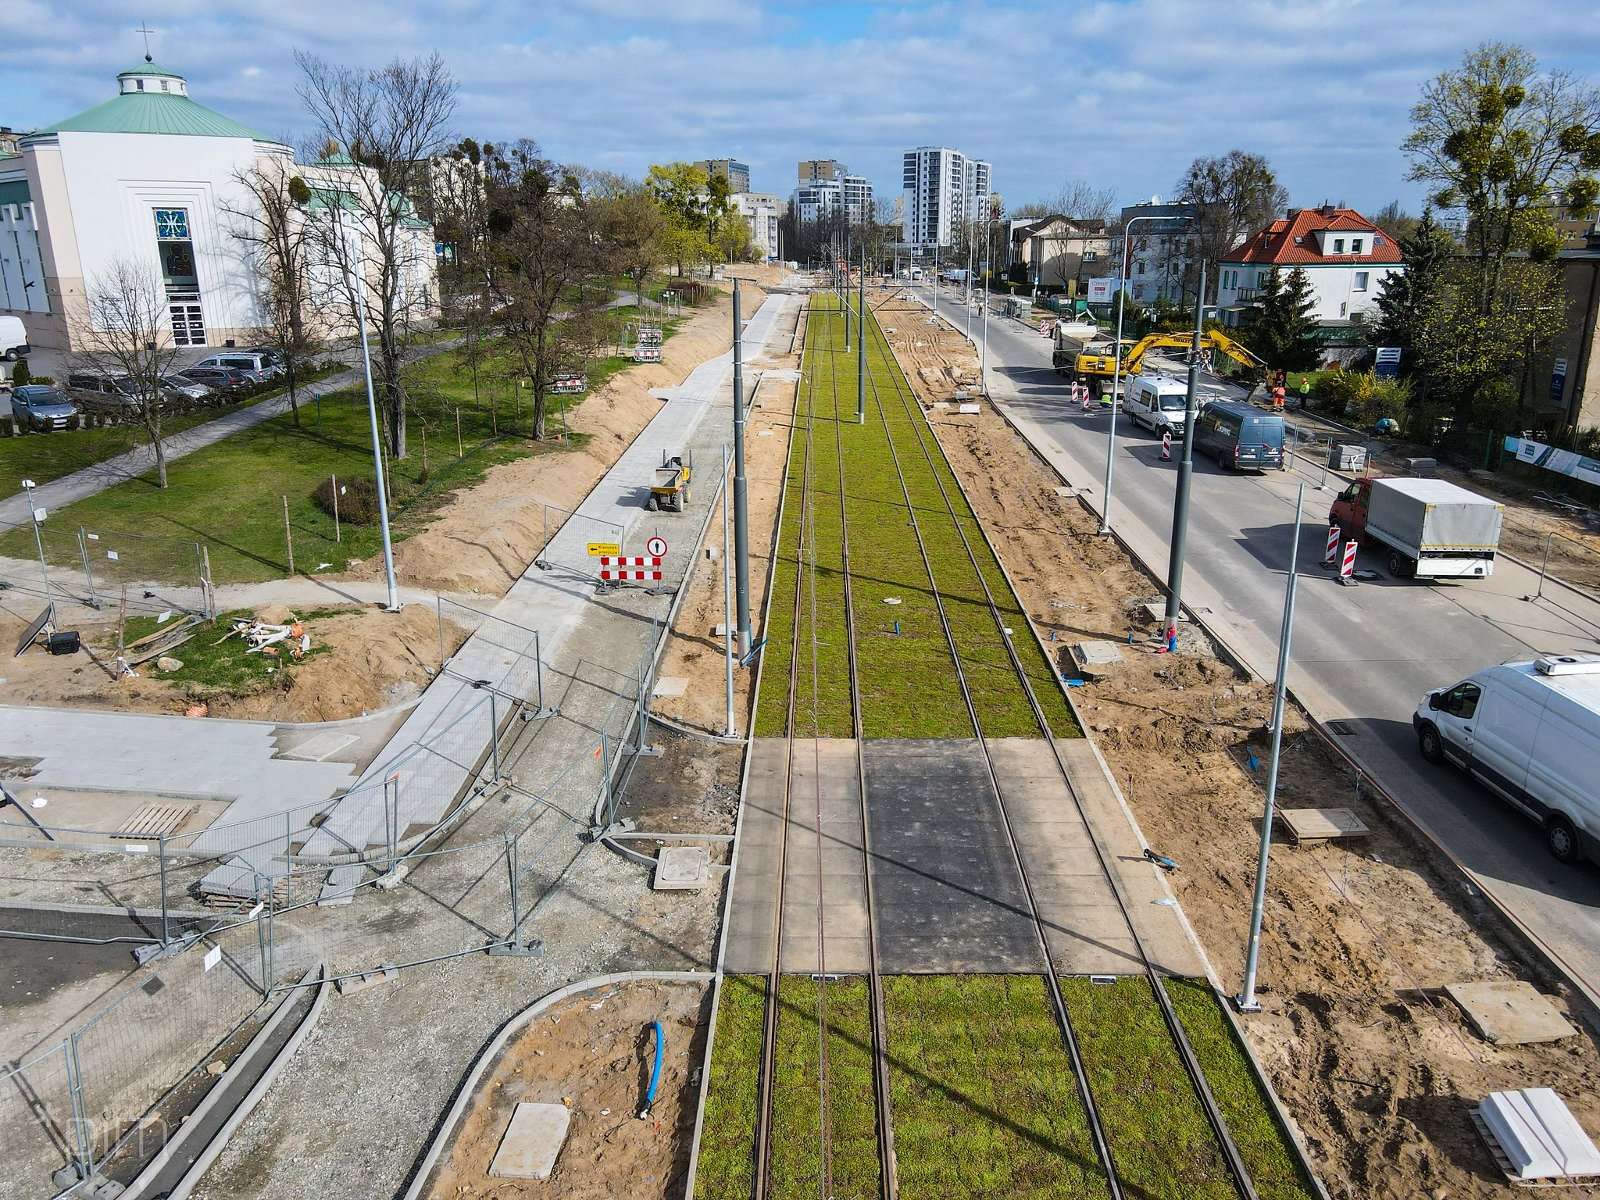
1161, 429, 1172, 461
1323, 524, 1341, 568
1339, 539, 1358, 585
599, 555, 663, 582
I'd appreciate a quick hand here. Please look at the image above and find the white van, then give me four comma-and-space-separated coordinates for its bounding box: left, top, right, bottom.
1123, 373, 1190, 435
1414, 654, 1600, 863
0, 315, 30, 360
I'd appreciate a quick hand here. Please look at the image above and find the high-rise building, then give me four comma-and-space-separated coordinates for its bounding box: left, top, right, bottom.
901, 146, 991, 251
791, 160, 874, 226
692, 158, 750, 194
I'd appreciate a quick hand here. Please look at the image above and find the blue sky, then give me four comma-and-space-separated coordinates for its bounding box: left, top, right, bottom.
5, 0, 1598, 218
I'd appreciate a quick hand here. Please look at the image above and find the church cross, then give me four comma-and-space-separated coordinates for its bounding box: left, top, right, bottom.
136, 22, 155, 63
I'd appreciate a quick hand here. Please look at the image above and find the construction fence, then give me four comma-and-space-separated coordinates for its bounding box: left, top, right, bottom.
0, 523, 215, 619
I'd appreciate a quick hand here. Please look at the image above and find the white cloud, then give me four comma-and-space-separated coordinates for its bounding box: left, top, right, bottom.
3, 0, 1597, 218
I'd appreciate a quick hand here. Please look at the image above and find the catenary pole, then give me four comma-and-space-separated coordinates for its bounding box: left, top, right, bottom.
1237, 483, 1305, 1012
723, 443, 735, 736
732, 279, 751, 654
857, 250, 866, 424
1163, 263, 1206, 631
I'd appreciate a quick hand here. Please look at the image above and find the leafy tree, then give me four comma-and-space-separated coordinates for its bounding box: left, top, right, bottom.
1371, 200, 1422, 242
597, 182, 667, 307
1248, 267, 1321, 372
1406, 42, 1599, 299
1402, 42, 1598, 423
426, 138, 495, 407
1370, 211, 1455, 402
1174, 150, 1288, 301
486, 142, 613, 440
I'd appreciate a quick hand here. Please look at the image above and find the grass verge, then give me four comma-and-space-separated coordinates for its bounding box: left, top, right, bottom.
695, 975, 766, 1200
1164, 979, 1319, 1200
1058, 975, 1235, 1199
884, 974, 1103, 1197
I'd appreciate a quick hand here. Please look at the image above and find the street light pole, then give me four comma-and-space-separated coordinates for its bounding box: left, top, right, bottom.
1099, 212, 1190, 536
21, 478, 52, 613
1237, 483, 1306, 1013
732, 279, 751, 654
343, 217, 400, 612
980, 223, 991, 397
1163, 262, 1206, 632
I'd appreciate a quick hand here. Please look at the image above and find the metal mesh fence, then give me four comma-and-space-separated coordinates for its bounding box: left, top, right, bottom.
437, 597, 549, 710
0, 1043, 79, 1198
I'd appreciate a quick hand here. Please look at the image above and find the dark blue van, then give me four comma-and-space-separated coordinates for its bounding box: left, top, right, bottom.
1194, 401, 1285, 471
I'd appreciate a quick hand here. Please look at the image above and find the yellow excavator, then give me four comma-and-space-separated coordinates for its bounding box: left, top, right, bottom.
1074, 330, 1265, 398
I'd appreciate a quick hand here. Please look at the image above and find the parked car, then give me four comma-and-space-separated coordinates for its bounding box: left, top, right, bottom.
65, 371, 147, 414
0, 315, 30, 360
178, 365, 251, 392
1415, 654, 1600, 863
160, 373, 215, 402
190, 351, 281, 382
235, 346, 287, 372
1192, 400, 1285, 472
10, 384, 79, 431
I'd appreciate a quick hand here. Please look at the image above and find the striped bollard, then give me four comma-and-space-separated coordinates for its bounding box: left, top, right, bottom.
1321, 524, 1341, 569
1161, 429, 1172, 461
1338, 539, 1359, 586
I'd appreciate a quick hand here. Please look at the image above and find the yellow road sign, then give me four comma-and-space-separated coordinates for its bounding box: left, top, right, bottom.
587, 542, 621, 557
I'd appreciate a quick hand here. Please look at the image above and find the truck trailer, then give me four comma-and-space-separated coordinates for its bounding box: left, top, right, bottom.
1329, 476, 1503, 579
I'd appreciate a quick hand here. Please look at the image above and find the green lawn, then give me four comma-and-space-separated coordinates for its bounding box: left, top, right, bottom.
1058, 976, 1236, 1200
754, 294, 1080, 739
696, 975, 766, 1200
0, 321, 721, 583
1164, 979, 1319, 1200
884, 974, 1103, 1198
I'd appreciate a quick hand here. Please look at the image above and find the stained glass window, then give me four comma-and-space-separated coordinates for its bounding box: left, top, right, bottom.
153, 209, 189, 240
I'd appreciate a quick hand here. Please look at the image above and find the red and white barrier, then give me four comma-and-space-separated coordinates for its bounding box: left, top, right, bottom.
1161, 429, 1172, 461
1338, 539, 1358, 585
600, 556, 663, 581
1323, 524, 1341, 568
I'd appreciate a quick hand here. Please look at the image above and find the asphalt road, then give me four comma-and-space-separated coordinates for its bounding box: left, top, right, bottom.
913, 283, 1600, 1007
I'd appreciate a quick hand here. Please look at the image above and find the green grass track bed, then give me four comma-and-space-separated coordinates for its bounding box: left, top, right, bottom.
695, 975, 765, 1199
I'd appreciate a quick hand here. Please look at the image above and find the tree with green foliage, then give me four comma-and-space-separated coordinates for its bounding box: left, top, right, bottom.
1247, 267, 1321, 372
1370, 211, 1455, 401
1402, 43, 1598, 424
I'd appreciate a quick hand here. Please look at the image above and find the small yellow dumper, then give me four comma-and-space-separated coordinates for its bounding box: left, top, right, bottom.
648, 454, 692, 512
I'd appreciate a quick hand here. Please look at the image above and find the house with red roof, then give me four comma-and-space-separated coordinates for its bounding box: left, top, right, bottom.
1215, 205, 1404, 351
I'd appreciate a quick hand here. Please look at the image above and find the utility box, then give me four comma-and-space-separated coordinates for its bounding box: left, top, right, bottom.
1329, 444, 1367, 472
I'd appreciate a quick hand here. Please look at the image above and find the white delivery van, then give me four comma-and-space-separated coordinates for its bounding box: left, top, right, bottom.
1414, 654, 1600, 863
1123, 374, 1190, 435
0, 315, 30, 360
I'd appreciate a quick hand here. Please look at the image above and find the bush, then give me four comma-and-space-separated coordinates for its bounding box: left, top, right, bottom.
1314, 370, 1411, 429
312, 475, 382, 525
11, 359, 30, 386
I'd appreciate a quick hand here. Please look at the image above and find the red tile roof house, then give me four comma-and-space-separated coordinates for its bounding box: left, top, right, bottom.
1215, 205, 1405, 362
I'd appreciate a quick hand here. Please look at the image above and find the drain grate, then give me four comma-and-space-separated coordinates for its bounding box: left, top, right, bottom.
1326, 721, 1358, 736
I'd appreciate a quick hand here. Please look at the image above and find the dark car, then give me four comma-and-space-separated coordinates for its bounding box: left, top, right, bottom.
179, 366, 251, 392
10, 384, 79, 431
64, 372, 147, 415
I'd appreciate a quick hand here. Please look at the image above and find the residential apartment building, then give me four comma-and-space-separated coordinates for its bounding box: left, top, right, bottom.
1215, 205, 1403, 336
1009, 216, 1110, 293
790, 160, 873, 226
692, 158, 750, 194
1105, 202, 1196, 305
735, 192, 783, 262
901, 146, 991, 252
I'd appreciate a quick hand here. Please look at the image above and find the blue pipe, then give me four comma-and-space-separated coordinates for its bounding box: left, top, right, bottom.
639, 1020, 664, 1118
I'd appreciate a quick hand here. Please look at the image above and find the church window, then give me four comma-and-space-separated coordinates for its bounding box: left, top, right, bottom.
154, 209, 190, 240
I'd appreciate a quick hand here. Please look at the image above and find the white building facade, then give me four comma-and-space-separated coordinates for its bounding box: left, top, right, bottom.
901, 146, 991, 251
0, 62, 436, 353
735, 192, 783, 261
1215, 205, 1403, 331
790, 161, 873, 227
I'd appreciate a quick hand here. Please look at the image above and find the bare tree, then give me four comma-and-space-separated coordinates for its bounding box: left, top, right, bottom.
1015, 179, 1117, 222
1174, 150, 1289, 301
487, 142, 614, 440
296, 50, 457, 459
77, 259, 182, 488
228, 156, 320, 425
427, 138, 495, 406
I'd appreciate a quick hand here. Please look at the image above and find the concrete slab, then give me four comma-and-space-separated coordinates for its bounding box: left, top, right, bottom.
1446, 981, 1578, 1046
1280, 807, 1369, 844
723, 740, 787, 973
489, 1102, 570, 1180
652, 846, 709, 891
864, 739, 1042, 973
651, 676, 689, 699
1068, 640, 1123, 680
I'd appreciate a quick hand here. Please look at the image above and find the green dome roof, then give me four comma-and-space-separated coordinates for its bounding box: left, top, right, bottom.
29, 65, 282, 143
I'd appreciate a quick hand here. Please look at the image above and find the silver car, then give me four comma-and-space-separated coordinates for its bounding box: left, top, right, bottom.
10, 384, 79, 431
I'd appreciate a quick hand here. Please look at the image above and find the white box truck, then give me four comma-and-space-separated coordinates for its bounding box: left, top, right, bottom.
1414, 654, 1600, 863
1329, 477, 1503, 579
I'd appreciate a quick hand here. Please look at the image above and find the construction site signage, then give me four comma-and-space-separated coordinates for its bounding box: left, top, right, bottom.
646, 536, 668, 557
599, 556, 663, 581
587, 542, 622, 557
